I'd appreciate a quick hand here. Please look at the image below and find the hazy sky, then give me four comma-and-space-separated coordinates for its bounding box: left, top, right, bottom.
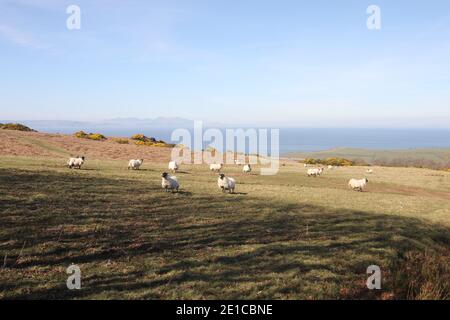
1, 0, 449, 127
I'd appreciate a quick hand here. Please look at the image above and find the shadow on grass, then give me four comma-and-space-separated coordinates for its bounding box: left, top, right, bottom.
173, 171, 191, 174
0, 169, 448, 300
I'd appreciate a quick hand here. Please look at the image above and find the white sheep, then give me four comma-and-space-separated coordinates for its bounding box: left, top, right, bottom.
348, 178, 369, 192
161, 172, 179, 192
67, 156, 85, 169
210, 163, 222, 172
307, 168, 323, 177
128, 159, 143, 170
234, 159, 243, 166
328, 165, 334, 169
217, 173, 236, 193
366, 169, 373, 174
168, 161, 179, 172
243, 164, 252, 174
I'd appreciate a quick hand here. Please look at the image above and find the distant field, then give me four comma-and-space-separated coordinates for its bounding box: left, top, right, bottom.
286, 147, 450, 169
0, 130, 449, 299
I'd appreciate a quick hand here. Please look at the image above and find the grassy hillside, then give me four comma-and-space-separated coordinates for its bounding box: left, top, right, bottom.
286, 147, 450, 169
0, 155, 449, 299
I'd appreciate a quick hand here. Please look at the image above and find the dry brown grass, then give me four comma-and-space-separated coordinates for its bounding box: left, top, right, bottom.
0, 130, 172, 162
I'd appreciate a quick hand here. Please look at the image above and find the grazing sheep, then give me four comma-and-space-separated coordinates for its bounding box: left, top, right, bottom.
243, 164, 252, 174
307, 168, 323, 177
161, 172, 179, 192
168, 161, 179, 172
328, 165, 334, 169
348, 178, 369, 192
68, 156, 85, 169
366, 169, 373, 174
128, 159, 144, 170
234, 159, 243, 166
217, 173, 236, 193
210, 163, 222, 172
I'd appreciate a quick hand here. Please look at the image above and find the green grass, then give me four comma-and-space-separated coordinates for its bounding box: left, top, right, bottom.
0, 156, 449, 299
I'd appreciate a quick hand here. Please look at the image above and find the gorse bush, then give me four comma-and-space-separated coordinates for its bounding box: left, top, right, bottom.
74, 131, 88, 138
131, 134, 156, 142
304, 157, 355, 166
88, 133, 107, 140
74, 131, 106, 141
131, 134, 174, 147
1, 123, 36, 132
134, 140, 174, 147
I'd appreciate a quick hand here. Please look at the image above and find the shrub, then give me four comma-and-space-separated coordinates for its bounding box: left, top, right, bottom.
131, 134, 173, 147
131, 134, 146, 141
133, 140, 174, 147
303, 157, 355, 166
1, 123, 36, 132
113, 138, 129, 144
133, 140, 147, 146
131, 134, 156, 142
74, 131, 106, 141
324, 157, 355, 166
88, 133, 106, 140
304, 158, 318, 165
74, 131, 88, 138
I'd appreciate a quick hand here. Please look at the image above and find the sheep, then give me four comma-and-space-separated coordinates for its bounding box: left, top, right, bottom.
210, 163, 222, 172
128, 159, 144, 170
348, 178, 369, 192
67, 156, 85, 169
217, 173, 236, 193
168, 161, 179, 172
234, 159, 243, 166
307, 168, 323, 177
243, 164, 252, 174
328, 165, 334, 169
366, 169, 373, 174
161, 172, 179, 192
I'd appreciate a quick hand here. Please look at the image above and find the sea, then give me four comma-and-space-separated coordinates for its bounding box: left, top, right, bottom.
31, 126, 450, 155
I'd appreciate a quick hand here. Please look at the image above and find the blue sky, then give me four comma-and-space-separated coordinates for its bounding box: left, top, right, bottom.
0, 0, 449, 127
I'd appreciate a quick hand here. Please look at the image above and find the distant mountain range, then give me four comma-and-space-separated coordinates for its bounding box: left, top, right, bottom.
0, 117, 197, 130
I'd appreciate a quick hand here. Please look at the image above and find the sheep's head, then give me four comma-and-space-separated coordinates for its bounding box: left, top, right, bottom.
219, 173, 225, 180
81, 156, 85, 160
162, 172, 168, 178
140, 159, 144, 163
365, 178, 369, 183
